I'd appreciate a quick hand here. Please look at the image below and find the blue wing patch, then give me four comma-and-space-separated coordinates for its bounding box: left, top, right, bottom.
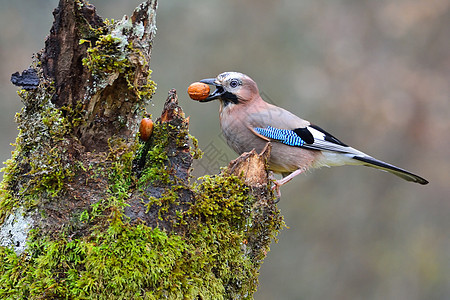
255, 126, 306, 147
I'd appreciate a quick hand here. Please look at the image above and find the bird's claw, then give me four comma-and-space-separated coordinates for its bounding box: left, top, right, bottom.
271, 180, 282, 203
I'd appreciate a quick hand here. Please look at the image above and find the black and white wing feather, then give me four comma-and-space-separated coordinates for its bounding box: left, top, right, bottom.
254, 124, 362, 154
254, 124, 428, 185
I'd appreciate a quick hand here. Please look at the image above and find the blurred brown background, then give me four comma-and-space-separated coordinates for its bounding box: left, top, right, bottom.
1, 1, 449, 299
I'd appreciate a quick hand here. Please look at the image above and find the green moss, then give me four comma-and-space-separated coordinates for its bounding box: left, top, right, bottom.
0, 170, 279, 299
60, 102, 84, 129
188, 134, 203, 160
136, 122, 172, 187
0, 85, 81, 223
0, 226, 187, 299
141, 171, 280, 298
146, 188, 176, 216
0, 119, 282, 299
107, 138, 136, 189
81, 32, 156, 102
75, 0, 108, 40
0, 153, 21, 224
184, 173, 261, 297
79, 6, 156, 100
136, 75, 157, 100
26, 147, 74, 199
82, 35, 130, 74
190, 175, 248, 224
0, 119, 282, 298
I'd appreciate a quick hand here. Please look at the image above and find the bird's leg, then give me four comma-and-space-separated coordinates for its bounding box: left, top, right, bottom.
267, 172, 282, 201
272, 168, 304, 198
275, 168, 304, 186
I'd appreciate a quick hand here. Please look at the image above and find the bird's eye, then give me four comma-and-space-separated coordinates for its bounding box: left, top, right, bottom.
229, 79, 240, 88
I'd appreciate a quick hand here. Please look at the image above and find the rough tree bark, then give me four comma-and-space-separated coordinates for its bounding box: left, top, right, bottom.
0, 1, 282, 299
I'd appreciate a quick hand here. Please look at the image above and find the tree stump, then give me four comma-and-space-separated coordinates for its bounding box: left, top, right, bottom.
0, 0, 283, 298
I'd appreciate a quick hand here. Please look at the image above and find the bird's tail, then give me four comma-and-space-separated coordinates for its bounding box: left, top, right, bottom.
353, 156, 429, 185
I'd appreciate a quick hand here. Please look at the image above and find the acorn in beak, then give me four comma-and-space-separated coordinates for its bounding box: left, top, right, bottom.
199, 78, 225, 102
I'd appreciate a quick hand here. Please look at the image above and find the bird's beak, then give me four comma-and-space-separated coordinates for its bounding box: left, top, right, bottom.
199, 78, 225, 102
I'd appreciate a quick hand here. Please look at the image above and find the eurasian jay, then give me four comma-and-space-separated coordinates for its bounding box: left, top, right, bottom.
195, 72, 428, 192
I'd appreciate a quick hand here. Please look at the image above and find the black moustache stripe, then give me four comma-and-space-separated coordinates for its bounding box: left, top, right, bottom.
222, 91, 239, 105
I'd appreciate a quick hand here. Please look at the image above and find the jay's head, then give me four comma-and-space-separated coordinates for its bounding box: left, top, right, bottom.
199, 72, 259, 106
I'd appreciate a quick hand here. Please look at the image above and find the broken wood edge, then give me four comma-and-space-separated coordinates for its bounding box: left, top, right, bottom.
226, 142, 272, 187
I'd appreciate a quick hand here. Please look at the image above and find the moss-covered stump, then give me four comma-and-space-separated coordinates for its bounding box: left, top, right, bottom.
0, 0, 283, 299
